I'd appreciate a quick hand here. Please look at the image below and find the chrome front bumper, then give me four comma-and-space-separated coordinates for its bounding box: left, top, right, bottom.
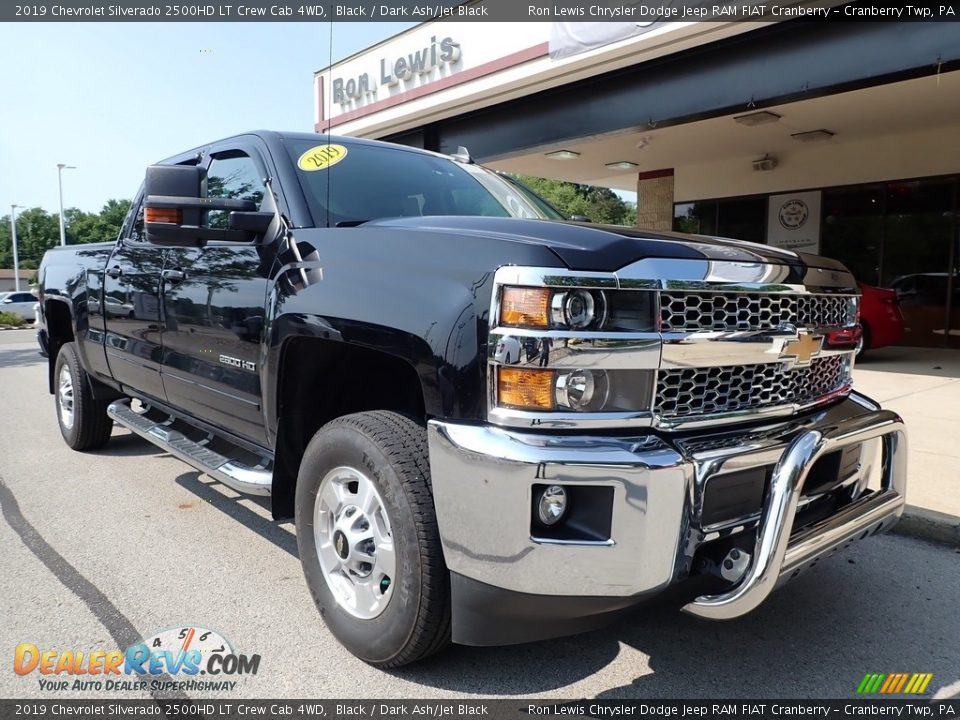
427, 393, 906, 623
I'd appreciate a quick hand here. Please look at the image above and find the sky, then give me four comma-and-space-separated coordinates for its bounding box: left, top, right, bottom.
0, 22, 416, 214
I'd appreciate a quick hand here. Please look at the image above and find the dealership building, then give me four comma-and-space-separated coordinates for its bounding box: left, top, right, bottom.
316, 17, 960, 347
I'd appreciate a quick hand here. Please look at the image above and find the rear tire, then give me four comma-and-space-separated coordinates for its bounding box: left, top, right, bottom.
295, 411, 451, 667
54, 343, 113, 450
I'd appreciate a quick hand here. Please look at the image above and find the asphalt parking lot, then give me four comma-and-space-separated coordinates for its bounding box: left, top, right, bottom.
1, 328, 958, 701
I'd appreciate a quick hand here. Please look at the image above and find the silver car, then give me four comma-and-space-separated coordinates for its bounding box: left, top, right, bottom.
0, 291, 39, 320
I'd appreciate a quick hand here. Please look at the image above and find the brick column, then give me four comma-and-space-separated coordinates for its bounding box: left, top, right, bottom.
635, 168, 675, 230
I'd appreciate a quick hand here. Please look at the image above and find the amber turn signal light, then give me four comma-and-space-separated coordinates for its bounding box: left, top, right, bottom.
500, 287, 550, 328
497, 367, 555, 411
145, 207, 182, 224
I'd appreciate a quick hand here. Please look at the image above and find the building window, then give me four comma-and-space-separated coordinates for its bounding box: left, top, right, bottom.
821, 186, 885, 285
673, 201, 717, 236
717, 197, 767, 244
673, 197, 766, 242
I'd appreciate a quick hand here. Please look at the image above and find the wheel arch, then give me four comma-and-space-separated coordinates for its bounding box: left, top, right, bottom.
269, 330, 431, 520
44, 298, 75, 394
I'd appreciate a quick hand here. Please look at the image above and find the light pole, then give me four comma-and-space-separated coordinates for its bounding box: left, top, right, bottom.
57, 163, 76, 247
10, 204, 22, 292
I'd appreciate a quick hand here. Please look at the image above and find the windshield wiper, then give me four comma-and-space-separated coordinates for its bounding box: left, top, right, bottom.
335, 219, 371, 227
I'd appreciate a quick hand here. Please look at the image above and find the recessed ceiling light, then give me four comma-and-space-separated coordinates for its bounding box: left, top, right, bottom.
545, 150, 581, 160
734, 111, 782, 126
605, 161, 638, 170
791, 129, 836, 142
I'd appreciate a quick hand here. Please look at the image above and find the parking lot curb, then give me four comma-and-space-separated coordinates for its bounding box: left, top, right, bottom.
894, 505, 960, 547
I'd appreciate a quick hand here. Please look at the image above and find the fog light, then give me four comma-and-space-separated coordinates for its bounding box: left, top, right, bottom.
538, 485, 568, 525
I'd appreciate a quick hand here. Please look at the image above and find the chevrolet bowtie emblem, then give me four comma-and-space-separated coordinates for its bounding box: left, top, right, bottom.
780, 331, 824, 367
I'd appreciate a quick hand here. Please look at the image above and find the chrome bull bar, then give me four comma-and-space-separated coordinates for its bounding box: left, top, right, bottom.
683, 410, 907, 620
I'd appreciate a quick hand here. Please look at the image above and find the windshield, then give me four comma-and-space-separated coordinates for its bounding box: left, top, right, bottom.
286, 140, 566, 227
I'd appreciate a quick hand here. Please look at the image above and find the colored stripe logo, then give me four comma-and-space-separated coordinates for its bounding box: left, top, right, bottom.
857, 673, 934, 694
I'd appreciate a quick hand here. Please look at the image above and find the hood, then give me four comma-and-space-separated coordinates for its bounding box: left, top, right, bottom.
368, 216, 846, 274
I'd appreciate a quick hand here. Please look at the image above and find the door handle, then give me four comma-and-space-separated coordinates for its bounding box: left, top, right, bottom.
162, 269, 186, 284
106, 266, 123, 279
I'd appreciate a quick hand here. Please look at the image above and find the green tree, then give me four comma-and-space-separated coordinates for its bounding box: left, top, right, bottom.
0, 207, 60, 269
99, 199, 132, 233
63, 208, 100, 245
65, 199, 132, 245
511, 175, 637, 226
0, 199, 132, 270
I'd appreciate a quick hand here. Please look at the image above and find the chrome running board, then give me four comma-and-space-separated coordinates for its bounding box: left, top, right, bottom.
683, 410, 907, 620
107, 400, 272, 496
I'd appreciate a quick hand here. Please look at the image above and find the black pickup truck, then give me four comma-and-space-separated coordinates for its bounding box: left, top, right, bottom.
38, 131, 907, 668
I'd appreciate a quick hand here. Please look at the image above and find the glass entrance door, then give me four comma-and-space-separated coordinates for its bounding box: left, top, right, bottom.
882, 179, 956, 348
822, 177, 958, 349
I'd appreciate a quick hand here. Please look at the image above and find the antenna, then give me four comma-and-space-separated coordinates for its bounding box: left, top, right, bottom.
451, 146, 474, 164
325, 14, 333, 228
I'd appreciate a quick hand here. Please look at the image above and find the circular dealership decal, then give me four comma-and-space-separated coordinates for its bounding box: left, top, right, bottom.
778, 199, 809, 229
297, 144, 348, 171
141, 626, 234, 667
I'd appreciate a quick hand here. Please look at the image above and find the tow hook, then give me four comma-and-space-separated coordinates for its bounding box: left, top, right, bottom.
720, 548, 751, 584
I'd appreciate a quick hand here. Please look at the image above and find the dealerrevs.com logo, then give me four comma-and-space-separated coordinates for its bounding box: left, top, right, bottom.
14, 626, 260, 693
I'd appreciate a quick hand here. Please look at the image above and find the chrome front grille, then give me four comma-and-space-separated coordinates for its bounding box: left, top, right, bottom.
659, 292, 857, 333
655, 355, 851, 418
487, 262, 861, 431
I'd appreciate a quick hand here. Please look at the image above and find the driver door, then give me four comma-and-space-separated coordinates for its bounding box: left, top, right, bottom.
102, 197, 167, 399
159, 144, 276, 446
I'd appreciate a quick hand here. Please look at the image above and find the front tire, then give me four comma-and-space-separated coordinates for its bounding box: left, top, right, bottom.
54, 343, 113, 451
295, 411, 451, 667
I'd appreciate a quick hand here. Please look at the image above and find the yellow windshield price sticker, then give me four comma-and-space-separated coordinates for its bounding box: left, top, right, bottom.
297, 144, 348, 171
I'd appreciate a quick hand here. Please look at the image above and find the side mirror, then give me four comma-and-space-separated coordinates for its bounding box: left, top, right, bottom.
143, 165, 272, 247
228, 211, 274, 234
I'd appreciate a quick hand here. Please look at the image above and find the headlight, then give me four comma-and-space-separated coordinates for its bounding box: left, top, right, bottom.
497, 366, 652, 413
499, 286, 652, 332
490, 270, 657, 425
501, 286, 606, 330
555, 369, 608, 411
551, 289, 603, 329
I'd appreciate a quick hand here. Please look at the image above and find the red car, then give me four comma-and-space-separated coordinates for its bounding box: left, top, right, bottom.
825, 283, 903, 359
856, 283, 905, 358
